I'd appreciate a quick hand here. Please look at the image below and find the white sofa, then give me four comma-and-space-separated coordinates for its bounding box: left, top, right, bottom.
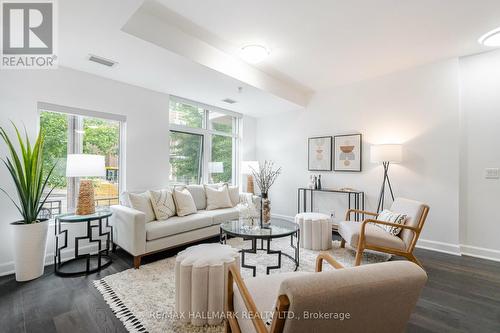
110, 185, 258, 268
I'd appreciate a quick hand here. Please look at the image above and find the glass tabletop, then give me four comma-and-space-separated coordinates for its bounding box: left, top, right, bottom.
56, 209, 113, 222
220, 218, 298, 239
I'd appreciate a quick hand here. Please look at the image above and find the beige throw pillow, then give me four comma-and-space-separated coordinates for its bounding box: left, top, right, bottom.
172, 187, 197, 216
205, 184, 233, 210
127, 192, 156, 223
376, 209, 408, 236
149, 189, 176, 221
227, 185, 240, 207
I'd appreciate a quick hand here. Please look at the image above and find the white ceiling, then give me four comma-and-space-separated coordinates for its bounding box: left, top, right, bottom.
59, 0, 500, 116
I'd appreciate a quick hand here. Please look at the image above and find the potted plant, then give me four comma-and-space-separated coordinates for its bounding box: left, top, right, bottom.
0, 123, 56, 281
251, 160, 282, 224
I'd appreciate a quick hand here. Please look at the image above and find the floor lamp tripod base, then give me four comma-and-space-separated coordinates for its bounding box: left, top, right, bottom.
376, 161, 395, 213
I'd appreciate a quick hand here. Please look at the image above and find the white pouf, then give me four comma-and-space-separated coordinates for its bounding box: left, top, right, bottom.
175, 243, 240, 326
295, 212, 333, 250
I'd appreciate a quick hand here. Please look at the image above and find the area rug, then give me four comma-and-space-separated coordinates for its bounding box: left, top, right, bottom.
94, 238, 390, 333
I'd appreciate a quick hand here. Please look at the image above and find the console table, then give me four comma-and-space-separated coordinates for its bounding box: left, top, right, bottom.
297, 188, 365, 222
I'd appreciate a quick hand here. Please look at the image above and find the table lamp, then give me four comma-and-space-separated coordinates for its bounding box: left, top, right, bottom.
371, 144, 402, 212
241, 161, 259, 194
66, 154, 106, 215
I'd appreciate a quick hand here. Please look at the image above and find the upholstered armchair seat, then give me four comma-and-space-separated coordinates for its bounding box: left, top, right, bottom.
338, 221, 406, 251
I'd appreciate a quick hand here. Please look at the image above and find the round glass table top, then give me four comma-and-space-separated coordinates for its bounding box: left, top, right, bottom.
56, 209, 112, 222
220, 218, 298, 239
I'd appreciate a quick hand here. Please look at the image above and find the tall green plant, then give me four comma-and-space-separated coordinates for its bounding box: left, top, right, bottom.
0, 123, 56, 224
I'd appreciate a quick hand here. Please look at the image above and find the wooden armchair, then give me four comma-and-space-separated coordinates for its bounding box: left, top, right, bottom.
226, 253, 427, 333
338, 197, 430, 267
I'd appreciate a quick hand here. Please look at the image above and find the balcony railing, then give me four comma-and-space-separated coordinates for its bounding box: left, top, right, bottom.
38, 196, 119, 219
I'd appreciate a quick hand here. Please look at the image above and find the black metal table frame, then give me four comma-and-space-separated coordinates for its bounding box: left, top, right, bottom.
220, 227, 300, 277
54, 214, 114, 277
297, 188, 365, 221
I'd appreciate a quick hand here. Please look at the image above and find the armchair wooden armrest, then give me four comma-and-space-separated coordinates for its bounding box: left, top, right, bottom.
227, 264, 267, 333
345, 209, 378, 221
315, 252, 344, 272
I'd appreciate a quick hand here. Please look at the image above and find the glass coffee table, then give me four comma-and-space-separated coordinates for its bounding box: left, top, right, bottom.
220, 218, 300, 276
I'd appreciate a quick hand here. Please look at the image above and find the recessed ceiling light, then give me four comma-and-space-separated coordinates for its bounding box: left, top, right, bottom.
241, 44, 270, 64
479, 27, 500, 46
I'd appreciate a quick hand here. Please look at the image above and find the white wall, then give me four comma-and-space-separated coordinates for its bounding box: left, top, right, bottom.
459, 49, 500, 260
0, 67, 170, 275
256, 59, 461, 252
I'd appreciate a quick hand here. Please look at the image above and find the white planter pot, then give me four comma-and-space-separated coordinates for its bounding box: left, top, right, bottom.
11, 219, 49, 282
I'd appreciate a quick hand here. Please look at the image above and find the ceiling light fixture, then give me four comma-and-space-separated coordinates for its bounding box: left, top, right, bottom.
241, 44, 270, 64
479, 27, 500, 46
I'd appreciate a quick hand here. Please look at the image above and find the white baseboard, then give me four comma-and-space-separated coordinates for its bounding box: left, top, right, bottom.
415, 239, 461, 256
0, 244, 99, 277
460, 244, 500, 262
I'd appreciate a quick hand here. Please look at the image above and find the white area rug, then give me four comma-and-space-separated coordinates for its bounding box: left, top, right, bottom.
94, 238, 390, 333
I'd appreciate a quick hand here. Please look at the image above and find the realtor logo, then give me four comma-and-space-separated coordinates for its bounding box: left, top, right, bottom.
1, 0, 57, 69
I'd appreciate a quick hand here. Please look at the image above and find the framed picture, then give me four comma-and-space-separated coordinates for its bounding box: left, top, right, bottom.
334, 134, 362, 172
308, 136, 333, 171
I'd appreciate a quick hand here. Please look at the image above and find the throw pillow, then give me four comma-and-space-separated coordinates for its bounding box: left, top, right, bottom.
205, 184, 233, 210
127, 192, 156, 223
172, 187, 198, 216
148, 189, 176, 221
376, 209, 407, 236
227, 185, 240, 207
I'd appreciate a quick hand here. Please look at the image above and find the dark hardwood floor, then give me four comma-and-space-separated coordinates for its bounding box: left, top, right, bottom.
1, 235, 499, 333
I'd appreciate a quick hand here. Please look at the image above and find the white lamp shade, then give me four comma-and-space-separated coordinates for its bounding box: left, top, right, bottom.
66, 154, 106, 177
241, 161, 259, 174
208, 161, 224, 173
371, 144, 402, 163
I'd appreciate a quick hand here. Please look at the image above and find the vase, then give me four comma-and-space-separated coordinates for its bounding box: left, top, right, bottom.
261, 193, 271, 225
11, 219, 49, 281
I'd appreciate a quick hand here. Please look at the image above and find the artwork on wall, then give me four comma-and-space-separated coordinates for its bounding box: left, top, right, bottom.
308, 136, 332, 171
334, 134, 362, 172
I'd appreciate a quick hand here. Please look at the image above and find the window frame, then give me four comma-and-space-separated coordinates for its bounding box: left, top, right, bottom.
169, 96, 241, 185
37, 102, 126, 211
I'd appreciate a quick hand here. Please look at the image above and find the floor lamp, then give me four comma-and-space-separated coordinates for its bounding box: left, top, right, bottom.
371, 144, 402, 213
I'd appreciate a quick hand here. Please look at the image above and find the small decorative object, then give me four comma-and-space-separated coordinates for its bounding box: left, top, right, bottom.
317, 175, 322, 190
371, 144, 403, 212
334, 134, 362, 172
0, 123, 57, 281
314, 175, 318, 189
66, 154, 106, 215
251, 160, 282, 225
241, 161, 259, 194
308, 136, 333, 171
308, 174, 315, 189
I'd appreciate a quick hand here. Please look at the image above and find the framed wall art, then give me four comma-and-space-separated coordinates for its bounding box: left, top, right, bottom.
334, 134, 362, 172
308, 136, 333, 171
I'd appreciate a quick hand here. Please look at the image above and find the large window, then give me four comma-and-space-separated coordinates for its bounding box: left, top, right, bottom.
169, 97, 240, 185
39, 106, 123, 216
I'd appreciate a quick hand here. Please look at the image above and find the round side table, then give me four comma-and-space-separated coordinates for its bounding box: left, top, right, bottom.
54, 210, 114, 277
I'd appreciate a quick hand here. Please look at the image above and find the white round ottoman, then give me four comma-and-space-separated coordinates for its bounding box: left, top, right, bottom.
295, 212, 333, 250
175, 243, 240, 326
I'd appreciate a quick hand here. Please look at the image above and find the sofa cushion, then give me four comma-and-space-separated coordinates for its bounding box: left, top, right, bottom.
233, 272, 310, 333
185, 185, 207, 210
173, 188, 198, 217
149, 189, 176, 220
198, 207, 240, 225
205, 184, 233, 210
127, 192, 156, 223
338, 220, 406, 251
146, 214, 213, 241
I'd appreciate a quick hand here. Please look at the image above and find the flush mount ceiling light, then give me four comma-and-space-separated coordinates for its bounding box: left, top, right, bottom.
241, 44, 270, 63
479, 27, 500, 46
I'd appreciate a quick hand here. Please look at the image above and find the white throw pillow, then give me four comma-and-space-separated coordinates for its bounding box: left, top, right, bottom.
205, 184, 233, 210
149, 189, 176, 221
227, 185, 240, 207
172, 187, 198, 216
376, 209, 407, 236
127, 192, 156, 223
